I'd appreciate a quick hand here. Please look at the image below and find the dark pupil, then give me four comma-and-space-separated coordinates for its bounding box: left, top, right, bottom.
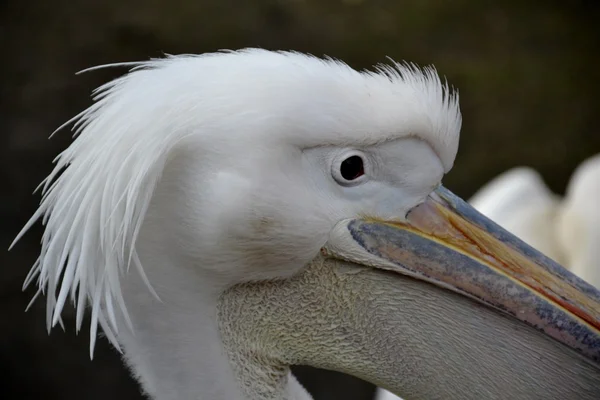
340, 155, 365, 181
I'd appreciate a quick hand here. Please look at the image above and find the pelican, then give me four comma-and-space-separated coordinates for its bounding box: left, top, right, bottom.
11, 49, 600, 400
375, 157, 600, 400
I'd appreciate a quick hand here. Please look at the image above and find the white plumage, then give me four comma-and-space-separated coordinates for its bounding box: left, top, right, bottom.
557, 154, 600, 287
12, 49, 600, 400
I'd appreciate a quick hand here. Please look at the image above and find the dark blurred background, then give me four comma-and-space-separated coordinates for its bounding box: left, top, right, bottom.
2, 1, 599, 399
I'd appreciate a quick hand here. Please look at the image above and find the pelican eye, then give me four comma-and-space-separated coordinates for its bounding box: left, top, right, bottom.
333, 152, 367, 186
340, 156, 365, 180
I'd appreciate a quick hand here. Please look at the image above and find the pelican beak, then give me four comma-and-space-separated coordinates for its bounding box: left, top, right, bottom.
325, 186, 600, 363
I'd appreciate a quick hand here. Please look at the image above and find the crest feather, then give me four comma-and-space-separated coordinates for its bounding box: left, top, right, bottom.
11, 58, 172, 357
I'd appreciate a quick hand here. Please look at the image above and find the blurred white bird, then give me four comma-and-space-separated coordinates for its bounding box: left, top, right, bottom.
11, 49, 600, 400
556, 154, 600, 287
469, 154, 600, 289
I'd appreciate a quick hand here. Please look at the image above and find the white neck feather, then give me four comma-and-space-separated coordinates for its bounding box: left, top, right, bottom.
116, 233, 239, 399
115, 198, 313, 400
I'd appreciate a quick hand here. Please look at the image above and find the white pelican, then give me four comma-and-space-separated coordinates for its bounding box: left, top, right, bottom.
11, 49, 600, 400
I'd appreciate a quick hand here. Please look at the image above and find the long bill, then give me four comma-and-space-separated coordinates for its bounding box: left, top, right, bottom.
325, 185, 600, 364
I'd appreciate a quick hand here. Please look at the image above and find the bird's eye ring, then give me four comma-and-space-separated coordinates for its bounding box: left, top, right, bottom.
333, 152, 368, 186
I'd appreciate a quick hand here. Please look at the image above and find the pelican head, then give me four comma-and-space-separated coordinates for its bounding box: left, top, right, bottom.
13, 49, 600, 400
